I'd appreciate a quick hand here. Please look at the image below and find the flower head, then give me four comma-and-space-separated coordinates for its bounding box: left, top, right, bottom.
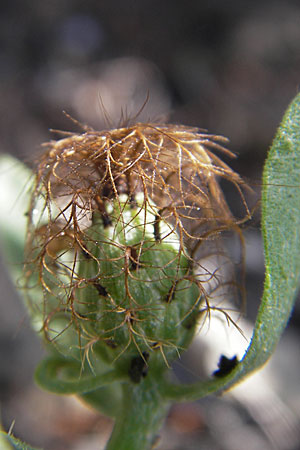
24, 123, 248, 374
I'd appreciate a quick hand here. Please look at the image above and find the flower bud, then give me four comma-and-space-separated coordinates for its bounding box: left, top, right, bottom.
24, 123, 247, 375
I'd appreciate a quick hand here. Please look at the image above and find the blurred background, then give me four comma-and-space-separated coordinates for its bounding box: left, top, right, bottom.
1, 0, 300, 449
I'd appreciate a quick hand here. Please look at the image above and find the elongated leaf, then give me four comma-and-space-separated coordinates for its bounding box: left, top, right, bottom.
227, 91, 300, 382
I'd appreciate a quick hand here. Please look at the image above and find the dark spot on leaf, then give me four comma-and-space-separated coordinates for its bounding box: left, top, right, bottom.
82, 247, 91, 259
153, 215, 161, 241
105, 339, 118, 349
94, 283, 108, 297
101, 212, 112, 228
128, 246, 139, 270
129, 193, 137, 208
94, 192, 112, 227
164, 282, 178, 303
213, 355, 238, 377
128, 351, 149, 383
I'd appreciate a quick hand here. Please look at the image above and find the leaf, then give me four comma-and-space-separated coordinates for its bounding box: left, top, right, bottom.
162, 92, 300, 401
229, 91, 300, 380
35, 356, 126, 395
0, 432, 41, 450
0, 155, 32, 281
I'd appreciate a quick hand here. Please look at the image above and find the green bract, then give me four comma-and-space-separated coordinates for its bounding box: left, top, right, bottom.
30, 195, 200, 375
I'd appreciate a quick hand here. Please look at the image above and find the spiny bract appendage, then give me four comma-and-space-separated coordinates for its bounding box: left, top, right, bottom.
24, 123, 248, 376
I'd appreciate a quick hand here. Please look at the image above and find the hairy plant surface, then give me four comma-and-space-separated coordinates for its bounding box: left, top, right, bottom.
24, 123, 248, 374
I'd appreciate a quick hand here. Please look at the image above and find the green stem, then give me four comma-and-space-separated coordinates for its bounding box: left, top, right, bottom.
106, 375, 170, 450
79, 385, 122, 418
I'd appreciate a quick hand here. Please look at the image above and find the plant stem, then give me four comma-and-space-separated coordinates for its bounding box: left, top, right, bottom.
106, 374, 170, 450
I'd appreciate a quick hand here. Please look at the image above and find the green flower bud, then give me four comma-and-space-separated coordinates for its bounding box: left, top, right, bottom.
24, 123, 247, 378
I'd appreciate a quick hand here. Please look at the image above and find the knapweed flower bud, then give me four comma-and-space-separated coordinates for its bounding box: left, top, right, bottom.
24, 123, 247, 376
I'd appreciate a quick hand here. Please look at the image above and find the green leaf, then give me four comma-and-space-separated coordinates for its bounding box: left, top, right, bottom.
0, 155, 32, 281
161, 92, 300, 401
35, 356, 127, 394
227, 90, 300, 383
0, 432, 41, 450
